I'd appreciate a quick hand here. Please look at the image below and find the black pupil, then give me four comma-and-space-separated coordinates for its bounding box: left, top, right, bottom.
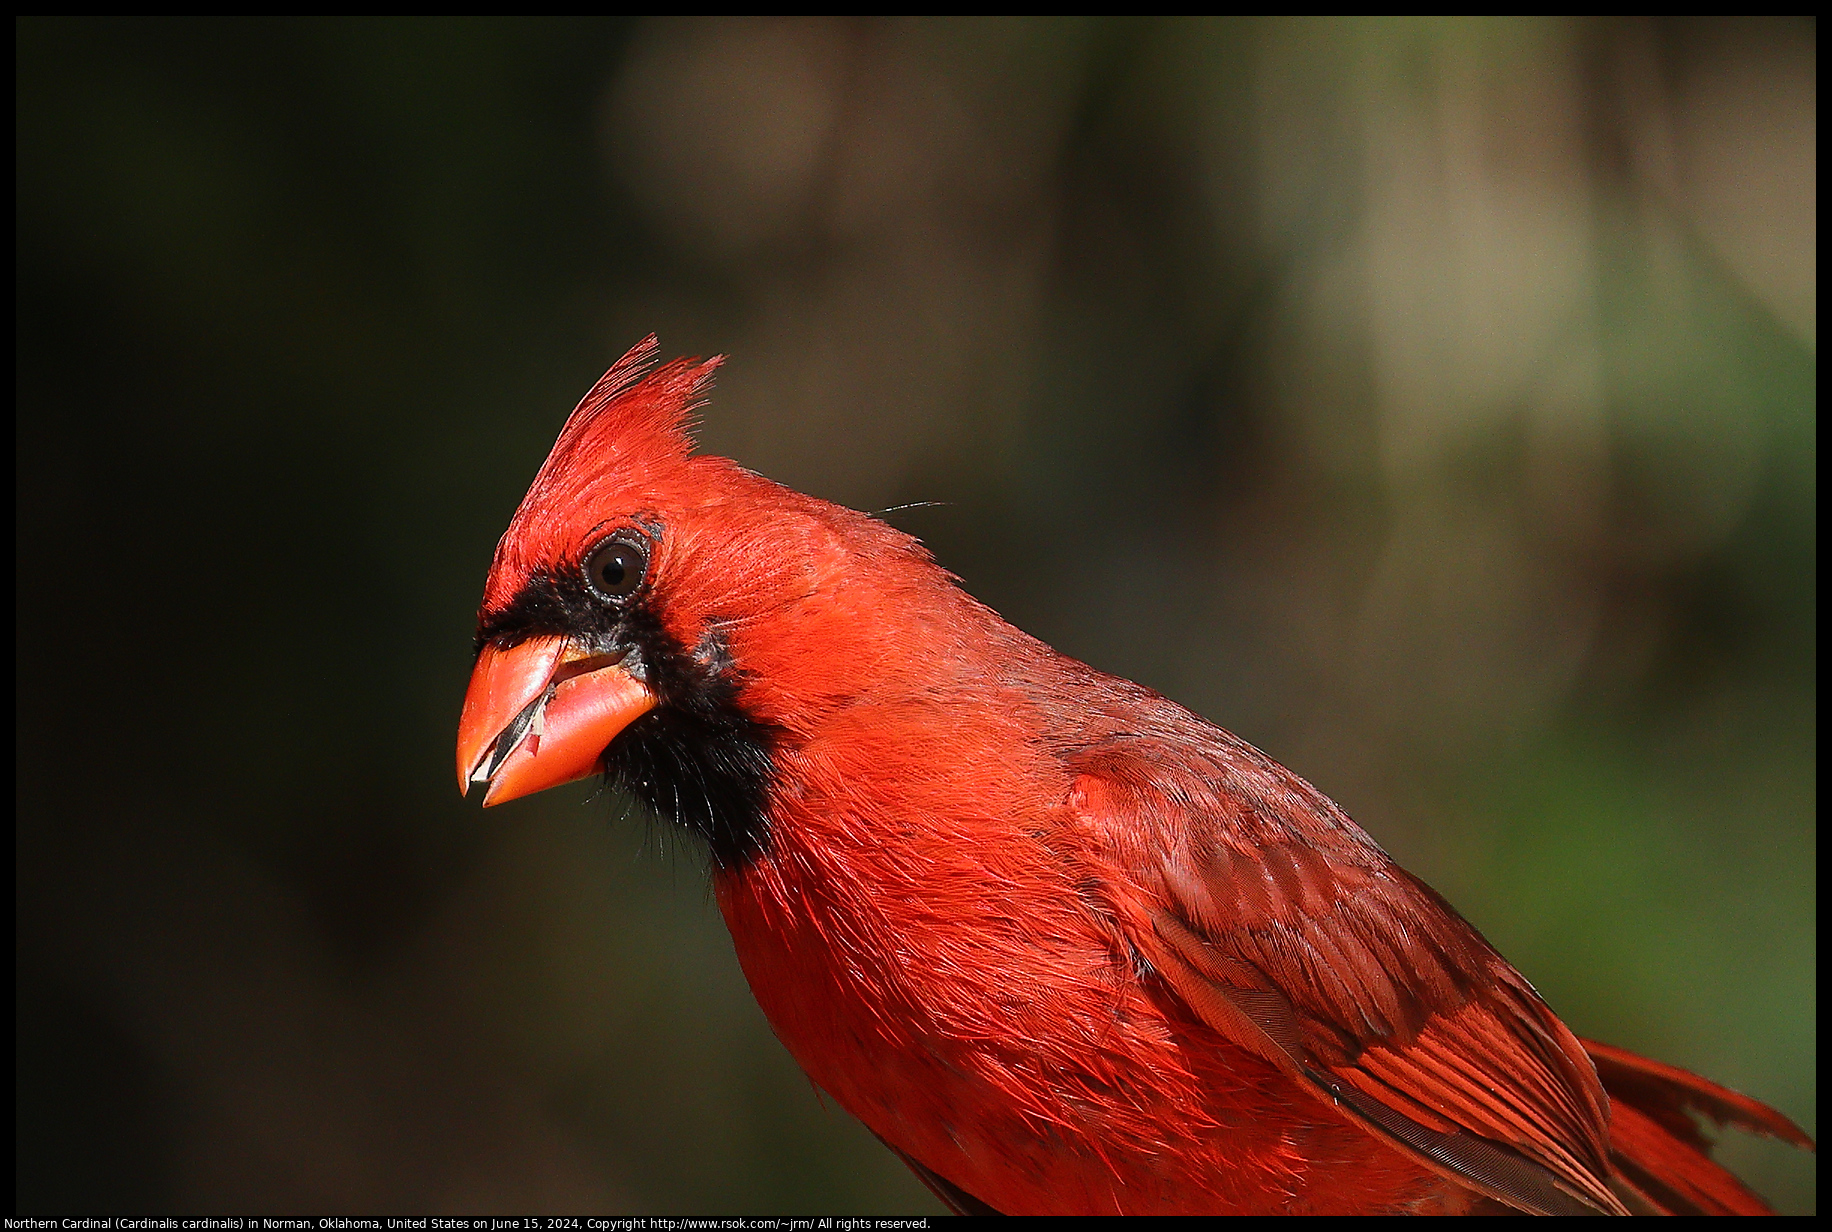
589, 541, 643, 598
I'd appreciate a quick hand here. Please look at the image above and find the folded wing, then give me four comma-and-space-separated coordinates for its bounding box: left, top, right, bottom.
1063, 731, 1624, 1215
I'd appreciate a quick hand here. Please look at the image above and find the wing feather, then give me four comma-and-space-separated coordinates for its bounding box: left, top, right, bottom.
1063, 732, 1625, 1215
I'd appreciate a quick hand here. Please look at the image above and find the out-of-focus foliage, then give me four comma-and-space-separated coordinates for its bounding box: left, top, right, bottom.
16, 16, 1813, 1214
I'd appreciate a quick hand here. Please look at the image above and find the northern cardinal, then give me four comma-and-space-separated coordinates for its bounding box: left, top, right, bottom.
457, 339, 1811, 1215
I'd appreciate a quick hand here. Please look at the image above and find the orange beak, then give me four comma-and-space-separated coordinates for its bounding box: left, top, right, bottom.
456, 635, 658, 807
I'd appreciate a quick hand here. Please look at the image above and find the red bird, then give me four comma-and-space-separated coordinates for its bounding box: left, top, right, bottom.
457, 339, 1811, 1215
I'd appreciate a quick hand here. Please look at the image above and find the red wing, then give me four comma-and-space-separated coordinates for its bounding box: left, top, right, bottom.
1063, 734, 1624, 1216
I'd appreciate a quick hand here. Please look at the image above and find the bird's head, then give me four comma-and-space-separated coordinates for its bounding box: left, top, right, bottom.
456, 337, 946, 863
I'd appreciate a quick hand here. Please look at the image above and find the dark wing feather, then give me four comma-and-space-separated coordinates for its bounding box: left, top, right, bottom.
1063, 728, 1625, 1215
875, 1133, 1005, 1216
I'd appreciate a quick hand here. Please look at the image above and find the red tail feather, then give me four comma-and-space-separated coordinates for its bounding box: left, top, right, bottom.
1583, 1039, 1814, 1215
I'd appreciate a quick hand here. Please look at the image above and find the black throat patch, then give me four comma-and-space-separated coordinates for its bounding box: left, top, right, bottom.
476, 571, 776, 868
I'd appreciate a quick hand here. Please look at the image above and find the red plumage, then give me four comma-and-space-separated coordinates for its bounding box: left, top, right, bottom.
458, 339, 1811, 1214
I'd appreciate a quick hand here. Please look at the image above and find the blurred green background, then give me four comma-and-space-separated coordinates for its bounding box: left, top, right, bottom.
16, 16, 1814, 1215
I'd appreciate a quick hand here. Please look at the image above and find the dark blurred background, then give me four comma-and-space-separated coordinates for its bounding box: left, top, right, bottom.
16, 17, 1814, 1215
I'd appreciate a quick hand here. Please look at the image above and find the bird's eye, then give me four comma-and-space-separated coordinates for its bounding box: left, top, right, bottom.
584, 536, 647, 602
